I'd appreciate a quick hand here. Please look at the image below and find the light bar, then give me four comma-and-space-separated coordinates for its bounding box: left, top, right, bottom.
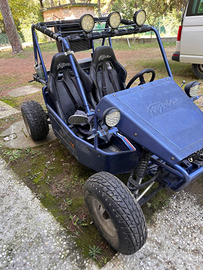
108, 11, 121, 29
80, 14, 95, 33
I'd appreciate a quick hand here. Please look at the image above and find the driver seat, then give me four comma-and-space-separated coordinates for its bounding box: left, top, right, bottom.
47, 52, 96, 125
90, 46, 127, 103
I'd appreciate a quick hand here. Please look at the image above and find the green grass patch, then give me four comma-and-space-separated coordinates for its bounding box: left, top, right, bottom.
0, 41, 57, 59
0, 74, 18, 86
126, 57, 197, 86
112, 40, 176, 51
0, 96, 19, 108
0, 49, 33, 59
0, 39, 175, 59
39, 42, 58, 53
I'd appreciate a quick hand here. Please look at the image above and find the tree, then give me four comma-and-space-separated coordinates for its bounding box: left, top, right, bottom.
111, 0, 185, 26
38, 0, 69, 9
0, 0, 23, 54
39, 0, 44, 8
112, 0, 137, 20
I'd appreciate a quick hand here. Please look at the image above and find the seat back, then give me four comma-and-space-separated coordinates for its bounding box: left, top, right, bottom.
90, 46, 127, 103
47, 53, 96, 124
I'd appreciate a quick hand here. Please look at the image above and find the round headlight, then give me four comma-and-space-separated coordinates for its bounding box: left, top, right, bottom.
103, 108, 121, 127
184, 81, 201, 97
80, 14, 95, 33
108, 11, 121, 29
133, 9, 146, 27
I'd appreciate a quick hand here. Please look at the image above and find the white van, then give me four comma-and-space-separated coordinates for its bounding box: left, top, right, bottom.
172, 0, 203, 79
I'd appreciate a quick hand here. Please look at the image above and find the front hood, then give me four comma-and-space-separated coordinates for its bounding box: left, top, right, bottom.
96, 77, 203, 165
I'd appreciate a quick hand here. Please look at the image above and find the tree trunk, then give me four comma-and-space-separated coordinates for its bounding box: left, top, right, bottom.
39, 0, 44, 9
0, 0, 23, 54
50, 0, 54, 7
98, 0, 101, 16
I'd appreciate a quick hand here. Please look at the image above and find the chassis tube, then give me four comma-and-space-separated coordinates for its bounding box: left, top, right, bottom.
151, 157, 203, 191
32, 27, 48, 82
60, 38, 91, 115
32, 22, 173, 80
174, 164, 203, 191
151, 27, 173, 78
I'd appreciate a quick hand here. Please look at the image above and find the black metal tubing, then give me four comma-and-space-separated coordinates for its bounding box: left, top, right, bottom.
150, 157, 184, 179
138, 183, 164, 207
32, 20, 172, 78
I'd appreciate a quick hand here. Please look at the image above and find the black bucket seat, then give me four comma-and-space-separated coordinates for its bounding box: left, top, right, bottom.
90, 46, 127, 103
47, 52, 96, 125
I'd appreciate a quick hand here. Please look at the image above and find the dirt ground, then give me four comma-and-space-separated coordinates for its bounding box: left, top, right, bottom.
0, 46, 175, 96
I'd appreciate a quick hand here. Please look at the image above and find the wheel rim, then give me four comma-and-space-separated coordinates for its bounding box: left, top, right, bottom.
198, 64, 203, 74
22, 114, 31, 136
92, 197, 118, 239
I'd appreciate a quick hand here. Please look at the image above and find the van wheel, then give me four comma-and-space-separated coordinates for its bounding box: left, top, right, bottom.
84, 172, 147, 255
192, 64, 203, 79
21, 101, 49, 140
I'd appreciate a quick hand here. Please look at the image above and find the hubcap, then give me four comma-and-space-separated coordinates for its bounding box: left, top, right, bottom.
23, 115, 31, 136
92, 198, 117, 238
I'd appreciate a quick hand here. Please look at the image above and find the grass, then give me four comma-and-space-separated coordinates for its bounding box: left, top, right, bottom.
0, 41, 57, 59
112, 39, 176, 51
126, 55, 200, 87
0, 39, 175, 57
0, 74, 19, 86
0, 49, 32, 59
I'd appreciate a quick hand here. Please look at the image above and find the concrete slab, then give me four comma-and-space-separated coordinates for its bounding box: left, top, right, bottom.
0, 101, 19, 119
0, 120, 56, 149
7, 85, 41, 97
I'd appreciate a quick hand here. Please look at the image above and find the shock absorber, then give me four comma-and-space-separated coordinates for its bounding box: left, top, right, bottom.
136, 149, 152, 184
127, 149, 151, 193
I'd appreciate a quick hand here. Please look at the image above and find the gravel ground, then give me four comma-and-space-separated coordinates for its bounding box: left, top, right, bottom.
0, 155, 202, 270
103, 191, 203, 270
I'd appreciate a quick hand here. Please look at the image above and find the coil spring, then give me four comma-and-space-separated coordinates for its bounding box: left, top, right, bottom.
136, 149, 151, 182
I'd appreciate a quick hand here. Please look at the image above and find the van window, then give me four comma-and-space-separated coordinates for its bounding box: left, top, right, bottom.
186, 0, 203, 16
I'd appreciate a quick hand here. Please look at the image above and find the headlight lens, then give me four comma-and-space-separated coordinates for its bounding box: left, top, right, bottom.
133, 9, 146, 27
108, 11, 121, 29
80, 14, 95, 33
104, 108, 121, 127
184, 81, 201, 97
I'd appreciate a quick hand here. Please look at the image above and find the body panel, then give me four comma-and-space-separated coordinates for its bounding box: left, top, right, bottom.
96, 77, 203, 166
45, 94, 139, 174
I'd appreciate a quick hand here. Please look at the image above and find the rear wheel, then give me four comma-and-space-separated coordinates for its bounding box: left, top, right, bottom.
192, 64, 203, 79
84, 171, 147, 255
21, 101, 49, 140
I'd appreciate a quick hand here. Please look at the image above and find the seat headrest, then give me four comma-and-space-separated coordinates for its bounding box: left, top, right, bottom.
49, 52, 72, 79
91, 46, 117, 68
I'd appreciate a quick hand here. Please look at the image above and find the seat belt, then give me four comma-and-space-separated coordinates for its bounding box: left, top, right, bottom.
101, 69, 107, 96
106, 62, 118, 92
62, 78, 79, 110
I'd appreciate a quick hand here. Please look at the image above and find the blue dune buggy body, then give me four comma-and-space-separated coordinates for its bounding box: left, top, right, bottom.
21, 10, 203, 254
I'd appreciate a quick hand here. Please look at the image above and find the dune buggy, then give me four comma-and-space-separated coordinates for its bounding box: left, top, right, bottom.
21, 10, 203, 255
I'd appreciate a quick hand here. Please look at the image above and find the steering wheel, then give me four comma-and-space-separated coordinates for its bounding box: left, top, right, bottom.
126, 68, 155, 89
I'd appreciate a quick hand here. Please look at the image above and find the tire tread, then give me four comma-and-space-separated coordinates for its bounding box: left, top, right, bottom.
84, 172, 147, 255
21, 101, 49, 140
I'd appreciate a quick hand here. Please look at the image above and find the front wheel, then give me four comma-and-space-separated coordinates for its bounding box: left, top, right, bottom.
84, 172, 147, 255
192, 64, 203, 79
